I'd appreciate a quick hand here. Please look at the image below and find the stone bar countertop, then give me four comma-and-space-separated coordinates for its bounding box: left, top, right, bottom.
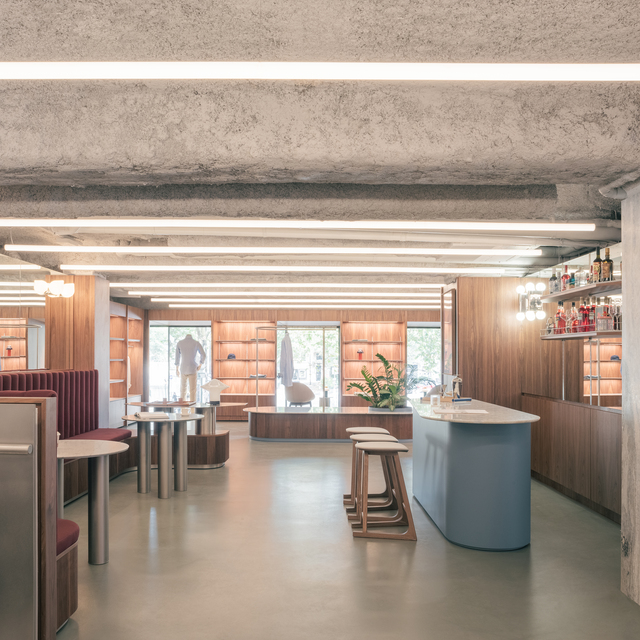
245, 406, 411, 415
412, 399, 540, 425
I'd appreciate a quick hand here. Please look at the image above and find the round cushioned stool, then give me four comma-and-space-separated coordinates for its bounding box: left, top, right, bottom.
343, 427, 391, 502
345, 434, 399, 516
353, 442, 416, 541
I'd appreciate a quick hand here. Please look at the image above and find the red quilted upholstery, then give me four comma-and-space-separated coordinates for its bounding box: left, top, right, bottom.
56, 519, 80, 556
0, 371, 130, 441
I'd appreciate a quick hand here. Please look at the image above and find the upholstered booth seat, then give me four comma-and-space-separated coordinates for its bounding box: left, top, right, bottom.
69, 427, 131, 442
56, 519, 79, 630
56, 518, 80, 556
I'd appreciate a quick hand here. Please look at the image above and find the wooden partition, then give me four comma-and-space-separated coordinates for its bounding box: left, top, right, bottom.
523, 393, 621, 522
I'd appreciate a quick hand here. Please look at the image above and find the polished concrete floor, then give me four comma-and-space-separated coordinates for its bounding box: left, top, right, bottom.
58, 422, 640, 640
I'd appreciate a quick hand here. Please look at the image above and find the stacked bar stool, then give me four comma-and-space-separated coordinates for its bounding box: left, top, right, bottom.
344, 427, 391, 506
352, 441, 416, 541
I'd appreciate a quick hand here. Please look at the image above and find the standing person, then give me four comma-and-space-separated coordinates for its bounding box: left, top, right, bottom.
175, 334, 206, 402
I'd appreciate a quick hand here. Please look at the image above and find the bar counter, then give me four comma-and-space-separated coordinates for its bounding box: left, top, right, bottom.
412, 399, 539, 551
245, 406, 412, 440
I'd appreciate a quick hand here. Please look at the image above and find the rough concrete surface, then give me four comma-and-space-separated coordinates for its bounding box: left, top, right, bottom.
0, 81, 638, 186
1, 0, 639, 63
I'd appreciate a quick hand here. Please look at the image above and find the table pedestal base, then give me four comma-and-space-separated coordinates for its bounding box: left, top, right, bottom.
137, 422, 151, 494
157, 422, 173, 499
88, 455, 110, 565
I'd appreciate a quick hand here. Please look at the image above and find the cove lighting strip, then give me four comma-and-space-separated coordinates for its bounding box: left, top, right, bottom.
0, 62, 639, 82
62, 265, 504, 274
169, 304, 439, 310
134, 291, 441, 297
1, 218, 595, 232
113, 282, 444, 288
6, 244, 542, 257
152, 297, 441, 305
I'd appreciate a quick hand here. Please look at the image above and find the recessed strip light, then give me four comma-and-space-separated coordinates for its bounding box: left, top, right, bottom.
0, 62, 638, 81
0, 282, 38, 286
7, 244, 542, 257
0, 296, 45, 301
153, 297, 441, 304
1, 218, 595, 232
135, 291, 442, 298
62, 265, 504, 274
0, 302, 45, 307
0, 290, 39, 295
113, 282, 444, 288
168, 304, 439, 310
0, 265, 40, 270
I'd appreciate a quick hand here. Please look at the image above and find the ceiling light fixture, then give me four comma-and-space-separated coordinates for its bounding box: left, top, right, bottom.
62, 265, 504, 274
131, 291, 442, 297
152, 297, 441, 305
0, 62, 638, 82
33, 279, 75, 298
1, 218, 595, 232
6, 244, 542, 257
168, 304, 440, 310
0, 297, 48, 302
0, 282, 38, 286
0, 302, 45, 307
113, 282, 445, 288
0, 290, 40, 295
0, 265, 40, 270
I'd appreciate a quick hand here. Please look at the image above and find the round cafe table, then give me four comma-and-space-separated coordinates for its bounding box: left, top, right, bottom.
57, 439, 129, 565
191, 402, 247, 435
122, 413, 203, 498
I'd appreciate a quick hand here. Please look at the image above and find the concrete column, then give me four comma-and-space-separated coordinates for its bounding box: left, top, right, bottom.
621, 182, 640, 604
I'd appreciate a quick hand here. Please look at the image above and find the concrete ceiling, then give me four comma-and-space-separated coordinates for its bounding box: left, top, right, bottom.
0, 1, 634, 303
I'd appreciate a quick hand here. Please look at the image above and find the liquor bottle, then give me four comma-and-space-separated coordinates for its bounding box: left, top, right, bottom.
588, 264, 593, 285
602, 248, 614, 281
593, 248, 602, 283
555, 301, 567, 335
569, 272, 576, 289
570, 302, 579, 332
549, 269, 558, 294
561, 265, 570, 292
578, 297, 588, 332
588, 297, 596, 332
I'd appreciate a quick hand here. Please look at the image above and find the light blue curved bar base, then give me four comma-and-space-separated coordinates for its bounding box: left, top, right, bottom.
412, 405, 532, 551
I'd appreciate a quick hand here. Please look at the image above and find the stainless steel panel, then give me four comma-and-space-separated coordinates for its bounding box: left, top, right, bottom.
0, 403, 38, 640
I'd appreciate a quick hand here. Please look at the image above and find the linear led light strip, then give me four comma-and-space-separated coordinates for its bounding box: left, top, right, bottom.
113, 282, 444, 288
1, 219, 595, 232
7, 244, 541, 257
168, 304, 439, 310
152, 298, 441, 305
0, 302, 45, 306
0, 297, 45, 302
0, 290, 40, 295
62, 265, 504, 274
0, 265, 40, 270
0, 62, 639, 81
133, 291, 442, 297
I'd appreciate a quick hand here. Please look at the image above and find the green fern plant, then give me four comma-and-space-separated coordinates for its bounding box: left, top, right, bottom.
347, 353, 422, 411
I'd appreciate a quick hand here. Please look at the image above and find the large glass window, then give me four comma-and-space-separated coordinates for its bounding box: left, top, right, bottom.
275, 326, 340, 407
149, 324, 212, 402
406, 326, 441, 399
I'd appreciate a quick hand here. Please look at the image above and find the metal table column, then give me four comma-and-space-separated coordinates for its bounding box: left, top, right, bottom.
88, 454, 110, 565
173, 421, 188, 491
137, 422, 152, 494
157, 420, 173, 499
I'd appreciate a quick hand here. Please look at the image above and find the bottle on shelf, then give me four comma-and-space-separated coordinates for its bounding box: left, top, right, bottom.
549, 269, 558, 294
592, 248, 602, 283
578, 297, 588, 332
569, 272, 576, 289
588, 297, 596, 332
561, 265, 570, 292
554, 301, 567, 335
569, 302, 580, 332
601, 247, 614, 282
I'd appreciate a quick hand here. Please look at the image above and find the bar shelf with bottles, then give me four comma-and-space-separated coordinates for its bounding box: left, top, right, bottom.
540, 296, 621, 341
541, 247, 620, 304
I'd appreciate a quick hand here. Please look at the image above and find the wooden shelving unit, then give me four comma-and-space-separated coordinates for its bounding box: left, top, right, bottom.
213, 320, 277, 420
340, 321, 406, 406
109, 302, 145, 426
584, 337, 622, 407
0, 318, 28, 371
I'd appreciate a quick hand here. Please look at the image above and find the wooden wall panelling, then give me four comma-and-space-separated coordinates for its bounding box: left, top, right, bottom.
590, 408, 622, 514
45, 275, 75, 370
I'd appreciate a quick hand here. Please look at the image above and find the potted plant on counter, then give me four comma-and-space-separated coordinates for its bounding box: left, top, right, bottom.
347, 353, 421, 412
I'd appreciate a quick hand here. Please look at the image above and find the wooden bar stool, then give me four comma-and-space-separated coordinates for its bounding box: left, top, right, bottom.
352, 442, 416, 541
344, 427, 391, 503
345, 433, 398, 515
